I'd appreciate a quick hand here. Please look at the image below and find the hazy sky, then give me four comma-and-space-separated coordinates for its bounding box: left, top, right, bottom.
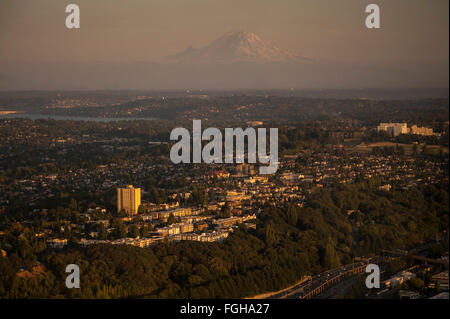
1, 0, 448, 63
0, 0, 448, 90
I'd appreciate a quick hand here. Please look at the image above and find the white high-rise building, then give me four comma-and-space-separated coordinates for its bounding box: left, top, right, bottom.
377, 123, 408, 137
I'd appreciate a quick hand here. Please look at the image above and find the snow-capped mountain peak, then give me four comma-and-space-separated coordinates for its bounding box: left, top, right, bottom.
168, 30, 310, 62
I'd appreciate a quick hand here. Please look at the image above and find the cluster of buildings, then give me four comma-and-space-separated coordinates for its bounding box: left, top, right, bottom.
281, 151, 447, 189
382, 268, 417, 289
79, 237, 158, 248
12, 144, 448, 252
379, 265, 449, 299
44, 183, 258, 249
2, 117, 447, 253
377, 122, 437, 137
1, 118, 446, 215
172, 231, 229, 242
428, 271, 449, 291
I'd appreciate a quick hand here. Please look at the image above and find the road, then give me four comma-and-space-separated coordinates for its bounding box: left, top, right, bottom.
270, 260, 374, 299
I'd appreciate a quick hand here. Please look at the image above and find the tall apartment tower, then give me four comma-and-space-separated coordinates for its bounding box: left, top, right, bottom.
117, 185, 141, 215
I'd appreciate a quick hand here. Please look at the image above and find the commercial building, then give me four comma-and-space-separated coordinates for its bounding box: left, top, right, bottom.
173, 231, 229, 242
226, 191, 252, 202
117, 185, 141, 215
383, 271, 416, 288
195, 222, 209, 232
47, 238, 68, 249
179, 223, 194, 233
431, 271, 449, 291
377, 123, 408, 137
150, 207, 200, 222
409, 125, 434, 136
377, 122, 436, 137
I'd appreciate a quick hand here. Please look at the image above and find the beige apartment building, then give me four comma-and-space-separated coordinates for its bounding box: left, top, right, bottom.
117, 185, 141, 215
409, 125, 434, 136
377, 122, 436, 137
377, 123, 408, 137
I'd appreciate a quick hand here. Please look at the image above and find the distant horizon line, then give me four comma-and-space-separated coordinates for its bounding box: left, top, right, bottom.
0, 87, 448, 93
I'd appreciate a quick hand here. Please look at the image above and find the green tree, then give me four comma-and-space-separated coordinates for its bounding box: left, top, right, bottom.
167, 213, 176, 225
98, 223, 107, 240
128, 225, 140, 238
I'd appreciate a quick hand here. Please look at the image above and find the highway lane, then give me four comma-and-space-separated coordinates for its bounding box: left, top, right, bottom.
271, 260, 373, 299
